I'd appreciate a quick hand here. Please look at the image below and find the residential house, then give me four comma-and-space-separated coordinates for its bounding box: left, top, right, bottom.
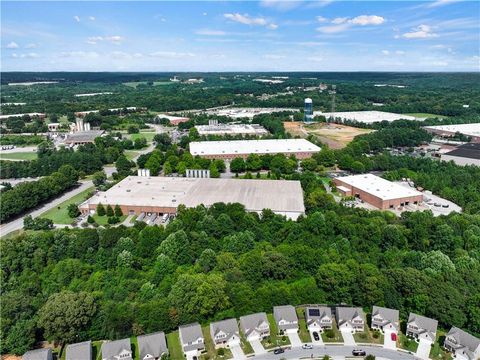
66, 341, 92, 360
371, 306, 400, 333
138, 332, 169, 360
179, 323, 205, 354
210, 318, 241, 347
305, 306, 333, 332
239, 312, 270, 341
22, 349, 53, 360
101, 338, 132, 360
444, 327, 480, 360
406, 313, 438, 342
335, 307, 365, 332
273, 305, 298, 334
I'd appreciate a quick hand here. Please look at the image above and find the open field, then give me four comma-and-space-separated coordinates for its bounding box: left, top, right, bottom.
129, 131, 156, 142
40, 186, 94, 224
284, 121, 374, 149
167, 331, 183, 360
404, 113, 448, 119
0, 151, 38, 161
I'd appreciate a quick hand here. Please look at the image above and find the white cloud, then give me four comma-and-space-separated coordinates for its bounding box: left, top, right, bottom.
426, 0, 461, 8
382, 50, 390, 55
73, 15, 80, 22
12, 52, 40, 58
195, 29, 227, 36
60, 51, 99, 58
11, 53, 18, 58
395, 50, 405, 55
89, 16, 96, 21
25, 43, 37, 49
317, 15, 385, 33
86, 35, 124, 45
6, 41, 19, 49
263, 54, 286, 59
202, 12, 207, 16
306, 0, 335, 8
260, 0, 300, 11
316, 16, 328, 23
224, 13, 278, 29
149, 51, 195, 58
399, 24, 438, 39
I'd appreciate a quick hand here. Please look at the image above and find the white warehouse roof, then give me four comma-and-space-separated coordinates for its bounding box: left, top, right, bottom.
189, 139, 320, 157
424, 123, 480, 137
314, 111, 416, 124
337, 174, 422, 200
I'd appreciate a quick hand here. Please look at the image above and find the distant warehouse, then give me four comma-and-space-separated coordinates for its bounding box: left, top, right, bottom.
195, 123, 269, 136
334, 174, 423, 210
79, 176, 306, 220
189, 139, 320, 160
424, 123, 480, 143
441, 143, 480, 167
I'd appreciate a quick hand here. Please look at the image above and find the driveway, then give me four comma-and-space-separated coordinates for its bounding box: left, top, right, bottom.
249, 338, 267, 355
383, 330, 397, 350
230, 342, 246, 360
340, 329, 356, 346
309, 330, 323, 345
286, 331, 302, 348
184, 350, 198, 360
416, 338, 432, 360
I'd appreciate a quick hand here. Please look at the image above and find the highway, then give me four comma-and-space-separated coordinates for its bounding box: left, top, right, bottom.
249, 345, 417, 360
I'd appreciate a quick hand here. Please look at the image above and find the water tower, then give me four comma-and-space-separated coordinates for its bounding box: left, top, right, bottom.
304, 98, 313, 123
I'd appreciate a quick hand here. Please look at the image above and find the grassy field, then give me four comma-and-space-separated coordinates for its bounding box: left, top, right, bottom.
262, 314, 291, 349
296, 307, 312, 343
40, 186, 94, 224
0, 151, 37, 161
129, 132, 156, 142
92, 340, 103, 360
166, 331, 183, 360
404, 113, 448, 119
353, 329, 384, 344
399, 334, 419, 353
321, 321, 343, 343
92, 214, 127, 225
240, 332, 254, 355
430, 330, 452, 360
124, 150, 140, 160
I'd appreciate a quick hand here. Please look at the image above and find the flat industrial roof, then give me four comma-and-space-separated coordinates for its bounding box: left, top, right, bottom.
424, 123, 480, 137
190, 139, 320, 156
81, 176, 305, 214
65, 130, 104, 142
0, 112, 45, 120
444, 143, 480, 160
195, 124, 269, 136
336, 173, 422, 200
206, 107, 299, 119
313, 111, 417, 123
155, 114, 189, 121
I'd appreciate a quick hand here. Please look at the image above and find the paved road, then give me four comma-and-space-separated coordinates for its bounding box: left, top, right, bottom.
0, 180, 93, 237
250, 345, 417, 360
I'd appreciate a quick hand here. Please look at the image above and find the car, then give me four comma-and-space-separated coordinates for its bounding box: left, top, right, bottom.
391, 333, 397, 341
273, 348, 285, 355
302, 344, 313, 349
312, 332, 320, 341
352, 349, 366, 356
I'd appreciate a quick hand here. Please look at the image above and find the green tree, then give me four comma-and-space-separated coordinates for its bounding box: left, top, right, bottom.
67, 203, 80, 218
230, 158, 246, 174
106, 205, 114, 217
92, 170, 107, 187
198, 249, 217, 273
114, 205, 123, 217
97, 203, 106, 216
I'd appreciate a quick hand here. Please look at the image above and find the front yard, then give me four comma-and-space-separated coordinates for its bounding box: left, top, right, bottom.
353, 329, 384, 344
296, 307, 313, 343
166, 331, 184, 360
398, 334, 419, 353
40, 186, 94, 224
262, 313, 291, 349
200, 325, 233, 360
321, 321, 343, 343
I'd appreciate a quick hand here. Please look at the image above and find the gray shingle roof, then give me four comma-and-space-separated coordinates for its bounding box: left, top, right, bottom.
305, 306, 332, 325
101, 338, 132, 360
273, 305, 298, 323
23, 348, 52, 360
66, 341, 92, 360
179, 323, 203, 345
408, 313, 438, 337
239, 312, 269, 337
336, 307, 365, 324
210, 318, 239, 341
446, 327, 480, 359
137, 332, 168, 360
372, 306, 399, 327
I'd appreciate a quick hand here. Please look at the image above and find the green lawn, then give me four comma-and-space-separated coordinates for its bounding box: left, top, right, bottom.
40, 186, 94, 224
129, 132, 156, 142
404, 113, 448, 119
92, 214, 127, 225
398, 334, 419, 353
92, 340, 103, 360
262, 313, 291, 349
131, 337, 139, 360
240, 332, 254, 355
200, 325, 232, 360
296, 307, 312, 343
0, 151, 37, 161
167, 331, 184, 360
124, 150, 140, 160
353, 329, 383, 344
430, 330, 453, 360
321, 321, 343, 343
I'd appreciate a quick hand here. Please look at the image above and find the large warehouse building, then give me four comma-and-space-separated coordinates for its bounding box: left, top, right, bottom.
313, 111, 417, 124
441, 143, 480, 166
195, 123, 268, 136
334, 174, 423, 210
189, 139, 320, 159
424, 123, 480, 143
79, 176, 306, 220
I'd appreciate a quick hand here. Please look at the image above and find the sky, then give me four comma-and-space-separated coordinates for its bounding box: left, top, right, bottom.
1, 0, 479, 72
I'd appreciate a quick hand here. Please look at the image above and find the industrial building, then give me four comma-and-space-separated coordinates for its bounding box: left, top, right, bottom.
334, 174, 423, 210
424, 123, 480, 143
155, 113, 190, 125
79, 176, 306, 220
189, 139, 320, 159
441, 143, 480, 167
204, 107, 299, 119
304, 98, 313, 122
65, 130, 105, 145
74, 107, 140, 118
0, 112, 46, 120
195, 120, 268, 136
313, 111, 416, 124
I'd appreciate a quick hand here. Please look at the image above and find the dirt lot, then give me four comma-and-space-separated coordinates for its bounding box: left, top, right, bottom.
284, 121, 374, 149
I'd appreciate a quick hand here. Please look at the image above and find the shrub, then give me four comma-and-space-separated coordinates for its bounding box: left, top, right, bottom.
114, 204, 123, 217
107, 216, 119, 224
87, 215, 95, 224
96, 203, 106, 216
325, 329, 335, 339
372, 331, 380, 339
106, 205, 114, 217
217, 348, 225, 356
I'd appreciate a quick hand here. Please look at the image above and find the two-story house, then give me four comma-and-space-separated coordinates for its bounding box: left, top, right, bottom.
444, 327, 480, 360
305, 306, 333, 332
406, 313, 438, 342
273, 305, 298, 334
371, 306, 400, 333
101, 338, 132, 360
137, 332, 169, 360
66, 341, 92, 360
179, 323, 205, 355
335, 307, 365, 332
240, 312, 270, 341
23, 349, 53, 360
210, 318, 241, 347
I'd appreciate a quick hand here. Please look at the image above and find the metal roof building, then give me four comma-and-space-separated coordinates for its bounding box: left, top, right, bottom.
195, 123, 268, 136
314, 111, 416, 124
189, 139, 320, 159
441, 143, 480, 167
424, 123, 480, 142
79, 176, 305, 220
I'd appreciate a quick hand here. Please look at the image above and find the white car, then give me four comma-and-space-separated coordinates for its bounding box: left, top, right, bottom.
302, 344, 313, 350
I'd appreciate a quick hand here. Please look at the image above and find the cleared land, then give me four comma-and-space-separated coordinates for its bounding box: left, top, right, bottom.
40, 186, 94, 224
129, 131, 156, 142
404, 113, 448, 119
0, 151, 38, 161
284, 121, 373, 149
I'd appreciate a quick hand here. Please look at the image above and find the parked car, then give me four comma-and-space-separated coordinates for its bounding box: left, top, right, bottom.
312, 332, 320, 341
352, 349, 366, 356
391, 333, 397, 341
302, 344, 313, 349
274, 348, 285, 355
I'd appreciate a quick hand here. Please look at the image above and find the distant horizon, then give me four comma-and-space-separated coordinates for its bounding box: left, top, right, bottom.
2, 0, 479, 72
2, 70, 480, 74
